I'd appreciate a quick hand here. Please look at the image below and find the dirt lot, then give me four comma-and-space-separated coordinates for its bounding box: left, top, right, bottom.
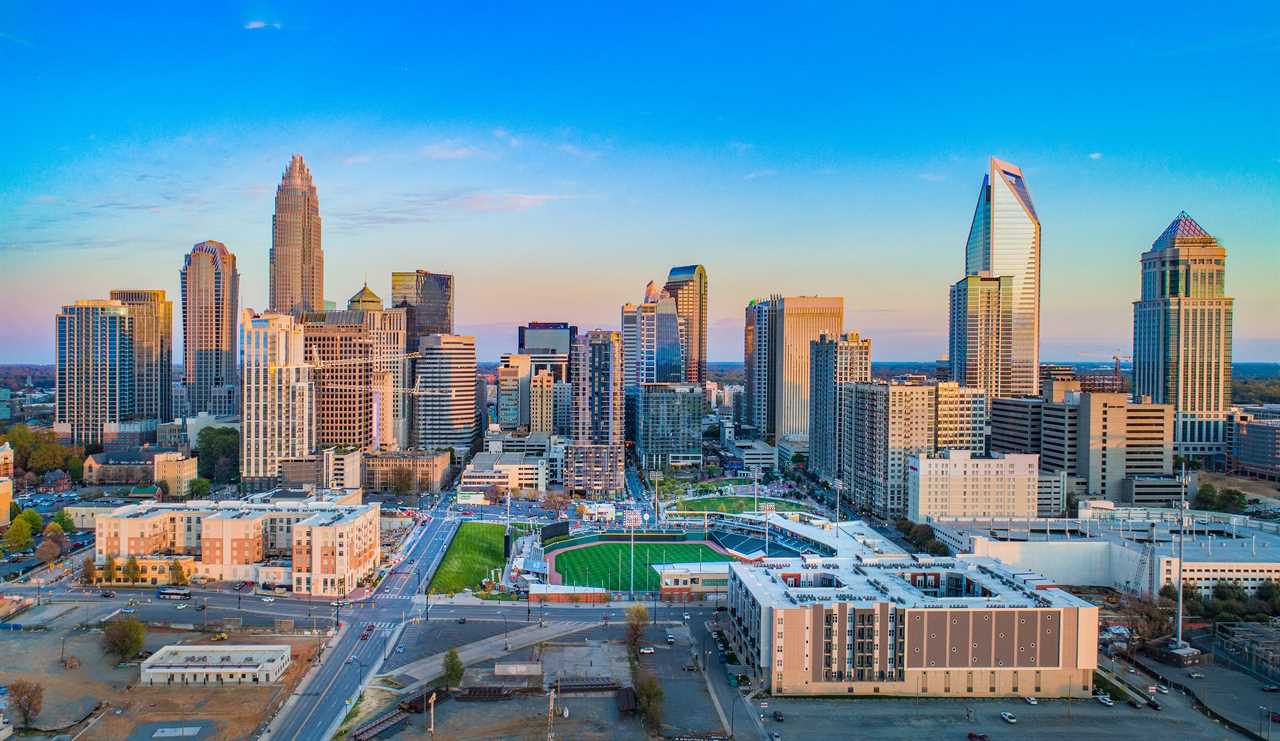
1200, 472, 1280, 501
0, 626, 316, 739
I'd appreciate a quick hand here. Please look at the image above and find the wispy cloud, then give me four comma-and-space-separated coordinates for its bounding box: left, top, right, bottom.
457, 193, 562, 212
243, 20, 282, 30
31, 195, 60, 205
918, 172, 946, 182
342, 154, 373, 166
743, 169, 777, 181
1088, 152, 1104, 161
422, 142, 484, 160
492, 128, 521, 148
329, 189, 564, 230
728, 141, 754, 154
557, 143, 600, 161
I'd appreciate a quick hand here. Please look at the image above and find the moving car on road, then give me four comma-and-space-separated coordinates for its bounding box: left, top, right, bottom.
1000, 712, 1017, 724
1024, 696, 1038, 705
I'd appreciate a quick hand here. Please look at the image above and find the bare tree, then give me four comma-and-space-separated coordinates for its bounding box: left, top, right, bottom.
8, 679, 43, 728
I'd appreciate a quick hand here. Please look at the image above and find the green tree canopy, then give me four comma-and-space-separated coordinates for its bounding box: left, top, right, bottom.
18, 507, 42, 532
102, 617, 146, 659
190, 477, 212, 500
443, 647, 465, 690
196, 427, 240, 484
122, 556, 142, 584
3, 518, 33, 552
52, 509, 75, 533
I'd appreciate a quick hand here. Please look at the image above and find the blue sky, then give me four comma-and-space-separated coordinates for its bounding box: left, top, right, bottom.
1, 3, 1277, 363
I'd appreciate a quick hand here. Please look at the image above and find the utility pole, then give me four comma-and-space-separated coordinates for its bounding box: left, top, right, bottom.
546, 687, 556, 740
428, 689, 436, 737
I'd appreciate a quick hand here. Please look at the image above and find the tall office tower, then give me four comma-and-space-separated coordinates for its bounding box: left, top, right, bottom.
622, 293, 685, 441
269, 154, 323, 315
180, 240, 239, 417
552, 380, 573, 436
663, 264, 708, 383
529, 370, 554, 434
772, 296, 843, 440
846, 381, 937, 520
566, 330, 625, 495
637, 383, 704, 471
109, 289, 173, 422
964, 157, 1040, 397
934, 381, 988, 452
949, 273, 1012, 402
392, 270, 454, 351
518, 321, 578, 356
743, 297, 777, 436
414, 335, 479, 461
55, 300, 134, 447
240, 310, 315, 490
1133, 211, 1234, 457
808, 332, 872, 483
301, 287, 404, 451
496, 354, 533, 430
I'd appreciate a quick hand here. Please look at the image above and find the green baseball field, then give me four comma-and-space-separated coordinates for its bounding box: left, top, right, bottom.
553, 541, 733, 592
428, 521, 506, 594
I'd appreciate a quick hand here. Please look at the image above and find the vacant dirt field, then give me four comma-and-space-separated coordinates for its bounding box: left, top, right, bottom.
1200, 472, 1280, 501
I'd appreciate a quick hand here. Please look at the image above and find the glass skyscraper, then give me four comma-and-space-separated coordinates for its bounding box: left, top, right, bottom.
962, 157, 1040, 397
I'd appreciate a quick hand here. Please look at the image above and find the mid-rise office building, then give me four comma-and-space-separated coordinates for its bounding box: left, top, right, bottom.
637, 382, 704, 471
392, 270, 454, 350
908, 450, 1040, 521
496, 354, 533, 430
180, 240, 239, 416
663, 265, 708, 383
413, 334, 479, 461
240, 310, 315, 490
949, 273, 1012, 403
1133, 211, 1233, 457
55, 299, 134, 447
622, 290, 685, 441
518, 322, 577, 358
552, 380, 573, 436
459, 452, 548, 494
809, 332, 872, 484
268, 154, 323, 315
566, 330, 624, 495
530, 370, 554, 434
962, 157, 1040, 397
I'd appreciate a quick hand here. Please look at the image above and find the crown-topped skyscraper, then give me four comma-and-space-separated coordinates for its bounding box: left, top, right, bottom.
269, 154, 323, 314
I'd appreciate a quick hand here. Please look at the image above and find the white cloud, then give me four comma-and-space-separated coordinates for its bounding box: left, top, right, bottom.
422, 142, 483, 160
342, 154, 372, 166
244, 20, 282, 30
1089, 152, 1104, 160
492, 128, 521, 148
457, 193, 563, 212
743, 169, 777, 181
557, 143, 600, 161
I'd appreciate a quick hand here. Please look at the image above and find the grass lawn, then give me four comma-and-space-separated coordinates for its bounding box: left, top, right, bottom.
676, 496, 811, 514
428, 522, 506, 594
554, 542, 732, 592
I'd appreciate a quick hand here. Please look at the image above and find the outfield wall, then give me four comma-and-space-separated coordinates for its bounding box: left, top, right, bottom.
542, 528, 711, 555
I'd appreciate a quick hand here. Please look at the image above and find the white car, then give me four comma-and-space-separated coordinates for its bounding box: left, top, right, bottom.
121, 607, 136, 614
1024, 696, 1038, 705
639, 646, 656, 655
261, 596, 275, 603
1156, 685, 1169, 694
683, 612, 691, 621
1097, 695, 1115, 706
175, 604, 188, 610
1000, 712, 1017, 724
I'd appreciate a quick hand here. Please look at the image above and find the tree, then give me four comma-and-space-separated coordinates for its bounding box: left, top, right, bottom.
625, 604, 649, 656
3, 517, 33, 552
102, 617, 146, 660
8, 500, 19, 521
1218, 488, 1247, 514
388, 467, 414, 497
122, 556, 142, 584
442, 647, 465, 691
35, 538, 61, 564
102, 554, 118, 583
196, 427, 240, 483
26, 443, 68, 475
189, 477, 212, 500
81, 554, 97, 585
8, 679, 43, 728
168, 560, 188, 586
18, 507, 42, 532
635, 668, 664, 730
52, 509, 75, 533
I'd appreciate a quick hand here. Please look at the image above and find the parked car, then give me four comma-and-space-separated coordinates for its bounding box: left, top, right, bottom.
1156, 685, 1169, 694
1097, 695, 1115, 706
1263, 684, 1280, 693
175, 604, 188, 610
1146, 699, 1162, 711
1189, 671, 1205, 679
1000, 712, 1017, 724
772, 710, 784, 722
639, 646, 656, 655
1024, 696, 1038, 705
261, 596, 275, 603
101, 591, 117, 598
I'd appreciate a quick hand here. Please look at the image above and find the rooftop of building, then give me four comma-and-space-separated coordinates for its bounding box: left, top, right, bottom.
931, 502, 1280, 566
736, 440, 776, 453
732, 553, 1090, 611
467, 452, 544, 470
99, 492, 376, 522
141, 644, 290, 671
87, 447, 178, 465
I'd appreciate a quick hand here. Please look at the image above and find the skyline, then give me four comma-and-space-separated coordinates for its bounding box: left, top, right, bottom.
2, 5, 1278, 364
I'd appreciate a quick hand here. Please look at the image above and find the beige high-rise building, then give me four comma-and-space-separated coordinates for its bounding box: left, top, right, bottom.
414, 335, 479, 461
908, 450, 1040, 521
301, 286, 404, 452
181, 241, 239, 416
55, 299, 134, 447
773, 296, 843, 440
109, 290, 173, 422
1133, 211, 1233, 457
152, 451, 198, 501
663, 265, 708, 383
566, 330, 625, 495
240, 310, 315, 490
269, 154, 323, 315
530, 370, 554, 434
1077, 393, 1174, 501
935, 381, 988, 452
949, 273, 1012, 403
